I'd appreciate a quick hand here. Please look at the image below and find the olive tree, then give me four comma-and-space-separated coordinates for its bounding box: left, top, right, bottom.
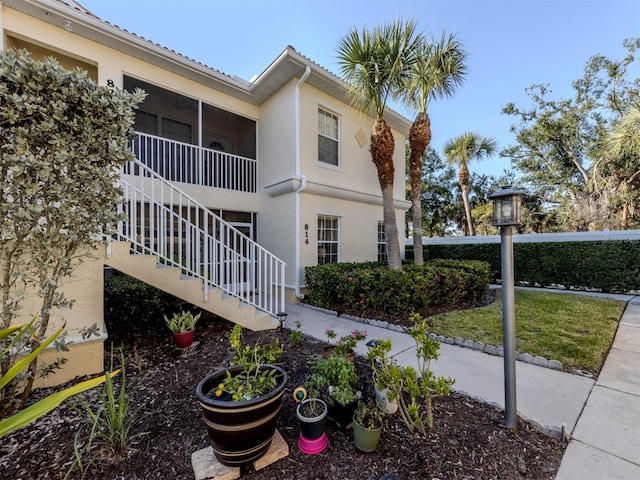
0, 49, 144, 415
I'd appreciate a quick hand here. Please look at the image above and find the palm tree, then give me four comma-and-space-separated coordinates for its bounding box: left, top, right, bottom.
601, 103, 640, 228
401, 32, 467, 264
443, 132, 496, 235
337, 19, 422, 271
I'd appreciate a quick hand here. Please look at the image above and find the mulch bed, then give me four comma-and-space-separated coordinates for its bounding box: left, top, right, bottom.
1, 310, 564, 479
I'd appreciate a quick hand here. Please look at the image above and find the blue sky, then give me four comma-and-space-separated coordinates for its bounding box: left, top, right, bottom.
80, 0, 638, 176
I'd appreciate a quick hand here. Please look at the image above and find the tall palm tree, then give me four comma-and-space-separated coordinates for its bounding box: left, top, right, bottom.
337, 19, 422, 271
443, 132, 496, 236
401, 32, 467, 264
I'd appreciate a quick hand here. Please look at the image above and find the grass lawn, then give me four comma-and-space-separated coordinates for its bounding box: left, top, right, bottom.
427, 289, 626, 373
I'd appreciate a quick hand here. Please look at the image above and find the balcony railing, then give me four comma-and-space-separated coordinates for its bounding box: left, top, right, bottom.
128, 132, 257, 193
115, 158, 286, 318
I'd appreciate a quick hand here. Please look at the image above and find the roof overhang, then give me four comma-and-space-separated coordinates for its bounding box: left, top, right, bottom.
3, 0, 411, 134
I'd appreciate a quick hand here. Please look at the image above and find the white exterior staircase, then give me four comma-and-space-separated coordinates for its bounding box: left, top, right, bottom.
104, 158, 285, 331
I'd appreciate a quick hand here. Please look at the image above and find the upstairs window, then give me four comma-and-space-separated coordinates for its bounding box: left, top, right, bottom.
318, 108, 339, 166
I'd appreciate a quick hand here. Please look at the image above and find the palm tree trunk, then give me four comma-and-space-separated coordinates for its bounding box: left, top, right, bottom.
461, 184, 475, 236
371, 118, 402, 271
409, 112, 431, 266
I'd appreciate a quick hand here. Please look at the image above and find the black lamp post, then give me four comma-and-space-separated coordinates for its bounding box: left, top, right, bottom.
276, 312, 288, 332
488, 185, 526, 429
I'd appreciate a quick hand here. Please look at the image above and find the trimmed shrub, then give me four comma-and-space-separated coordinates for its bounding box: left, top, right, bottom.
104, 271, 183, 333
406, 240, 640, 293
304, 260, 490, 318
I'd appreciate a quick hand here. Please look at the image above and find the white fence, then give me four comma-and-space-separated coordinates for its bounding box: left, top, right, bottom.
406, 229, 640, 247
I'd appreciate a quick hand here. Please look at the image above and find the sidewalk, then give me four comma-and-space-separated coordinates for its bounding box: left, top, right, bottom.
555, 295, 640, 479
282, 291, 640, 479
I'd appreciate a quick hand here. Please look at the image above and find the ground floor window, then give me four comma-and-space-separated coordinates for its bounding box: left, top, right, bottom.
318, 215, 339, 264
377, 221, 387, 262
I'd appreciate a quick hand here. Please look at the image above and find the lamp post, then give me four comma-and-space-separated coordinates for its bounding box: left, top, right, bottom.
489, 185, 526, 429
277, 312, 288, 332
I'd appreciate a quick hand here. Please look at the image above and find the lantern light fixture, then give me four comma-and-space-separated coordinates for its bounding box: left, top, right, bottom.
489, 185, 526, 227
276, 312, 288, 332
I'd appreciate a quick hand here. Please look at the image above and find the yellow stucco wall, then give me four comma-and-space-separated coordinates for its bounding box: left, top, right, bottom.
4, 251, 106, 388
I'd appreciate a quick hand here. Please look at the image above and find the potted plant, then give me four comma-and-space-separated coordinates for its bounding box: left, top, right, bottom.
352, 398, 386, 452
308, 354, 363, 429
195, 325, 287, 466
366, 313, 454, 435
164, 310, 201, 348
293, 385, 328, 454
323, 328, 367, 361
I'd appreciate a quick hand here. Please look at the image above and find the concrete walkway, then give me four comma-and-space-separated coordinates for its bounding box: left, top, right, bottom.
282, 290, 640, 479
555, 295, 640, 480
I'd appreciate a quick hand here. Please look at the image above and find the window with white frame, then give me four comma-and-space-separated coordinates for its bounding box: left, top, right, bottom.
318, 108, 339, 166
377, 222, 387, 262
318, 215, 339, 264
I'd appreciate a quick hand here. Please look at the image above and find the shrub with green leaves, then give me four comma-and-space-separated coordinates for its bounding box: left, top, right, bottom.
104, 272, 183, 332
367, 313, 454, 435
0, 49, 144, 414
412, 239, 640, 293
304, 260, 489, 317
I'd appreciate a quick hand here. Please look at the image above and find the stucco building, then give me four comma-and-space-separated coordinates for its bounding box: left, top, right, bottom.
1, 0, 410, 384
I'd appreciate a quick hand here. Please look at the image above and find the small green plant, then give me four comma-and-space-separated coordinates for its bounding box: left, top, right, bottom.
216, 325, 283, 401
367, 313, 454, 435
298, 398, 326, 418
289, 320, 303, 344
308, 354, 360, 405
0, 317, 117, 438
67, 350, 144, 477
164, 310, 201, 333
354, 397, 386, 430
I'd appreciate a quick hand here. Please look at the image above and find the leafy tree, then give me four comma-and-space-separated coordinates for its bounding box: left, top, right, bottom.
443, 132, 497, 235
0, 50, 144, 416
405, 146, 458, 237
337, 19, 423, 271
401, 32, 467, 264
502, 38, 639, 230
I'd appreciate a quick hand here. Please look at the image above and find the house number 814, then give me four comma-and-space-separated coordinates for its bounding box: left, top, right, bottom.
304, 224, 309, 244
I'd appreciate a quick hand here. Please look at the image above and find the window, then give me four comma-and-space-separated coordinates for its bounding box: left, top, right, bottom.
377, 222, 387, 262
318, 108, 339, 166
161, 117, 192, 144
134, 110, 158, 135
318, 215, 339, 265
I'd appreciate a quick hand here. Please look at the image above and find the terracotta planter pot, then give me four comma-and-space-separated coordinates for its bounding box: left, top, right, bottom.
172, 329, 195, 348
195, 365, 288, 466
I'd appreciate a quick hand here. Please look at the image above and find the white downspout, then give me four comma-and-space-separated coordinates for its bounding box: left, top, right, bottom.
294, 66, 311, 299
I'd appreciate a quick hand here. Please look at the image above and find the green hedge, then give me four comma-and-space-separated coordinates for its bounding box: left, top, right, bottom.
406, 240, 640, 293
304, 260, 490, 318
104, 271, 184, 332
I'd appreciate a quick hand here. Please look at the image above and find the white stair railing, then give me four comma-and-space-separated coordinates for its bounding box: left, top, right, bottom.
115, 158, 286, 318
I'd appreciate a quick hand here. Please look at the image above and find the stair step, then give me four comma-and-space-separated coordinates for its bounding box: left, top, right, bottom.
103, 241, 277, 331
